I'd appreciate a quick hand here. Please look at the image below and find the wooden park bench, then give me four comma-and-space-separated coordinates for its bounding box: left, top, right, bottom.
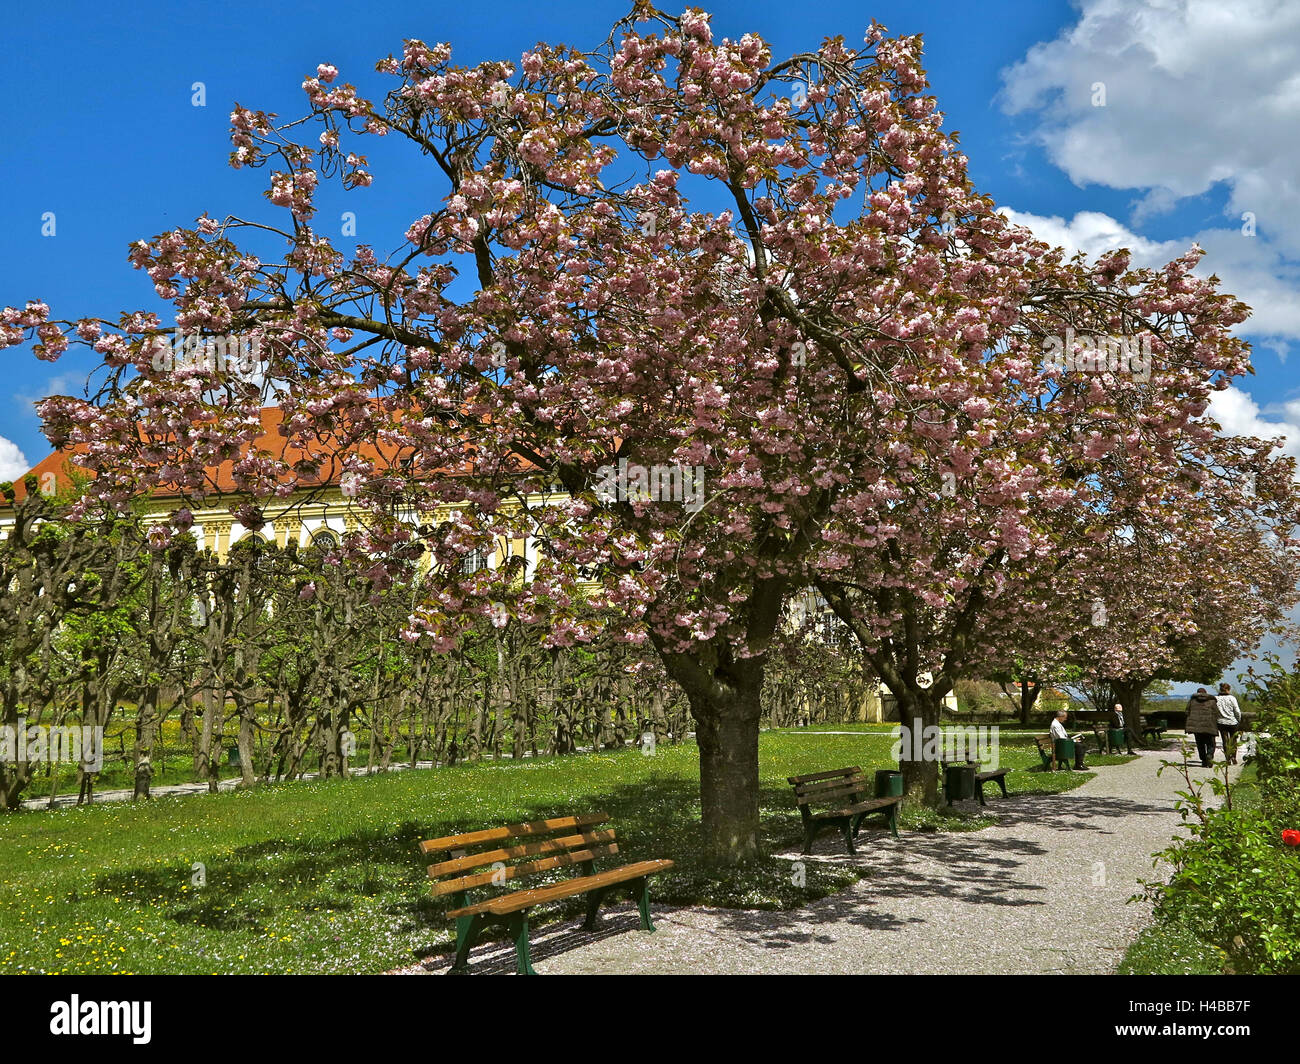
1034, 734, 1075, 771
940, 759, 1011, 805
1142, 717, 1169, 742
419, 813, 673, 975
787, 766, 901, 855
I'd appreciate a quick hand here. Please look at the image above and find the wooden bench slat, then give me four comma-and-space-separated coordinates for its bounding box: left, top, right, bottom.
420, 813, 610, 855
940, 759, 1009, 782
443, 859, 675, 920
444, 896, 504, 920
432, 843, 619, 896
795, 770, 867, 790
787, 766, 862, 785
787, 767, 902, 855
794, 775, 869, 800
811, 796, 901, 820
483, 860, 676, 915
427, 829, 618, 879
429, 813, 672, 975
795, 773, 868, 794
795, 783, 869, 807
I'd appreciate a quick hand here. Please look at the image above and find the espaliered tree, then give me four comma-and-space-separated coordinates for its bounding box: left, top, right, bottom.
3, 7, 1227, 852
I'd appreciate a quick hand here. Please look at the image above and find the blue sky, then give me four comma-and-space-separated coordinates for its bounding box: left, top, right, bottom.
2, 0, 1298, 683
4, 0, 1297, 469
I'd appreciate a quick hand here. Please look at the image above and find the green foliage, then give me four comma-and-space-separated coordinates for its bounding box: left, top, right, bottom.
1248, 667, 1300, 823
1129, 662, 1300, 974
1140, 797, 1300, 973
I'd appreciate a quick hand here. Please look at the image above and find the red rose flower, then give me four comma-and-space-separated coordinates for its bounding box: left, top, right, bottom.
1283, 829, 1300, 847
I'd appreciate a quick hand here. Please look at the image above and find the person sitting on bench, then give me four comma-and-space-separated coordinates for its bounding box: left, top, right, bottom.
1050, 710, 1087, 769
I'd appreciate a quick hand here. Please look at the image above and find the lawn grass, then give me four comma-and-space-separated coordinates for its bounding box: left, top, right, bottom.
0, 731, 1101, 974
1116, 921, 1228, 975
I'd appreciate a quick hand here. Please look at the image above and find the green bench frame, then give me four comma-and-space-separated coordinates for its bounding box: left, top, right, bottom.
940, 759, 1011, 805
420, 813, 673, 975
788, 766, 901, 855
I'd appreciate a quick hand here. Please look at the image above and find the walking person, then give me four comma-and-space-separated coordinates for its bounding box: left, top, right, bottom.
1184, 687, 1220, 767
1215, 683, 1243, 765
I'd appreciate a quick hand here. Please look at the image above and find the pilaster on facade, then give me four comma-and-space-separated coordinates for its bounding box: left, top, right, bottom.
202, 519, 233, 559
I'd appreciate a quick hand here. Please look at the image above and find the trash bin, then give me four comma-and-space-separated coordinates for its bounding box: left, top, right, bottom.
1107, 728, 1127, 753
227, 745, 241, 768
1053, 738, 1076, 768
944, 762, 976, 803
874, 769, 903, 798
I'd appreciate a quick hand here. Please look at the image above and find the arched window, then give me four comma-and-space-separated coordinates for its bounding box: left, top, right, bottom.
305, 529, 338, 565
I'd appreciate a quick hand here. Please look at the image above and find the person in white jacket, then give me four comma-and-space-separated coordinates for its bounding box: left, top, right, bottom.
1216, 683, 1243, 765
1049, 710, 1087, 768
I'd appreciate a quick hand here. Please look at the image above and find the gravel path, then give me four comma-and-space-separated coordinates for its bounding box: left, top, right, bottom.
398, 745, 1231, 975
16, 761, 443, 811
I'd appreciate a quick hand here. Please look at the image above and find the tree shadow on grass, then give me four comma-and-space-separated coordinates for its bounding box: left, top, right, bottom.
77, 775, 798, 966
86, 771, 1143, 972
89, 820, 441, 935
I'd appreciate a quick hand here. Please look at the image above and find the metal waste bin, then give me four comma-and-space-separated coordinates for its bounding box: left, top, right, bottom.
1053, 738, 1076, 769
1107, 728, 1127, 753
944, 762, 976, 803
875, 769, 903, 798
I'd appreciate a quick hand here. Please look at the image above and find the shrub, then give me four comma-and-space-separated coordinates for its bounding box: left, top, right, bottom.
1133, 662, 1300, 973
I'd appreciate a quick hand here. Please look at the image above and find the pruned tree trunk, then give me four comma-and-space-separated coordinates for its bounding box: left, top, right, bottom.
235, 702, 257, 786
894, 685, 943, 808
1018, 676, 1041, 727
658, 648, 767, 864
198, 686, 222, 793
132, 685, 160, 801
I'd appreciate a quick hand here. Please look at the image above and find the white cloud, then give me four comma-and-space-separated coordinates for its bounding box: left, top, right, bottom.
0, 436, 30, 481
999, 207, 1179, 262
998, 1, 1300, 678
999, 0, 1300, 255
1000, 206, 1300, 353
1207, 385, 1300, 460
999, 0, 1300, 363
998, 207, 1300, 470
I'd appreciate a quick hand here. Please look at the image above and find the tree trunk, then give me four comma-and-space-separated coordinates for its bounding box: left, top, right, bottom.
651, 688, 668, 745
468, 675, 488, 761
894, 686, 943, 808
132, 685, 160, 800
236, 703, 256, 786
1018, 676, 1041, 727
661, 654, 767, 865
691, 697, 762, 863
1112, 678, 1148, 748
198, 685, 222, 793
